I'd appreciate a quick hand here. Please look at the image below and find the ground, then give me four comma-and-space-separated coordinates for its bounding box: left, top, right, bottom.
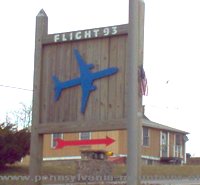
1, 162, 200, 185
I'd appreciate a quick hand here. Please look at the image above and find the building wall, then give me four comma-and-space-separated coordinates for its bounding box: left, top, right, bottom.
43, 128, 186, 161
43, 128, 161, 158
43, 133, 81, 158
91, 131, 120, 153
118, 130, 127, 154
43, 131, 121, 158
142, 128, 160, 158
169, 132, 175, 157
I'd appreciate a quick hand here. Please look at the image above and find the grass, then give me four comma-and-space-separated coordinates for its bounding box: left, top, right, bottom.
0, 164, 28, 175
1, 162, 200, 185
141, 164, 200, 177
113, 164, 200, 177
0, 163, 77, 185
42, 161, 77, 175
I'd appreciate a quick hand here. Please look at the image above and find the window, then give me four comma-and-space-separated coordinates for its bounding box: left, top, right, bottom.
175, 145, 182, 158
51, 133, 63, 148
176, 134, 181, 145
79, 132, 91, 140
143, 127, 149, 146
175, 134, 182, 157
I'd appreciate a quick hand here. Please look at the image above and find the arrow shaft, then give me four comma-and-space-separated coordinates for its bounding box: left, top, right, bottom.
55, 136, 114, 149
62, 138, 107, 146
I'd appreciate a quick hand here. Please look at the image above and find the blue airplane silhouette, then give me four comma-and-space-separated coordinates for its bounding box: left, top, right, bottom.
52, 48, 118, 113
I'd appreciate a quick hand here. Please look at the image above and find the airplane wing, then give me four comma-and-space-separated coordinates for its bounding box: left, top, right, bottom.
74, 49, 94, 76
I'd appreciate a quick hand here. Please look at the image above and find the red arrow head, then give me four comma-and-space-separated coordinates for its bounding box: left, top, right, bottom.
105, 136, 115, 146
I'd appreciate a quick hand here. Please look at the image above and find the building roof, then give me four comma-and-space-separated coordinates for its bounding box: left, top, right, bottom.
142, 115, 189, 134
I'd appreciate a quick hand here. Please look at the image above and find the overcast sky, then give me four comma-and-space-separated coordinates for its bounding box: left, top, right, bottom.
0, 0, 200, 156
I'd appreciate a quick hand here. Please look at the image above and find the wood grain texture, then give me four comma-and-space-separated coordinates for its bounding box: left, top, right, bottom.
100, 38, 109, 121
29, 10, 48, 185
37, 119, 126, 134
39, 34, 128, 132
115, 35, 127, 119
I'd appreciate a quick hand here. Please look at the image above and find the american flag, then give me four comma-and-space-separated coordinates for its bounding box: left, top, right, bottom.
139, 65, 148, 96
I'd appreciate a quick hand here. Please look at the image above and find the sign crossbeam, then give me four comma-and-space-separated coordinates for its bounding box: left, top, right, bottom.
42, 24, 128, 44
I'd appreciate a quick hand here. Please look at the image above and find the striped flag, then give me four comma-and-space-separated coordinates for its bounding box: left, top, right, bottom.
139, 65, 148, 96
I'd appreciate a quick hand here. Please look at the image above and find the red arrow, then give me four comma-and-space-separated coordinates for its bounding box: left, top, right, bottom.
55, 136, 115, 149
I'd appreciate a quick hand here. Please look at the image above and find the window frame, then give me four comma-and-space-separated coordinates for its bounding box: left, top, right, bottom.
142, 127, 150, 147
51, 133, 64, 148
79, 132, 91, 140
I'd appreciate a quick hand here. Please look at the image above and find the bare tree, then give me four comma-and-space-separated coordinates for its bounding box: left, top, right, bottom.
6, 102, 32, 129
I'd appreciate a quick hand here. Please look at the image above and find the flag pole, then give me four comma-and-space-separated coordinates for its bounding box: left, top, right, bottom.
127, 0, 141, 184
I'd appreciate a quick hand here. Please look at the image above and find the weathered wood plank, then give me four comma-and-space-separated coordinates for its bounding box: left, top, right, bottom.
100, 38, 109, 121
108, 37, 118, 120
83, 40, 95, 120
48, 46, 58, 123
91, 39, 101, 120
43, 24, 128, 44
29, 9, 48, 185
37, 119, 126, 134
57, 43, 72, 121
75, 42, 86, 122
53, 44, 63, 122
124, 36, 129, 118
116, 35, 127, 119
61, 43, 73, 121
68, 42, 78, 121
40, 45, 55, 123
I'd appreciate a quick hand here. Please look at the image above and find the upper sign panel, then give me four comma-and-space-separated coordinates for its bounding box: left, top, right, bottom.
33, 23, 129, 133
40, 36, 128, 125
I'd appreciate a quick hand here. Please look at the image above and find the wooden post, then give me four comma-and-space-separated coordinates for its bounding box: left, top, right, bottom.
127, 0, 144, 185
29, 9, 48, 185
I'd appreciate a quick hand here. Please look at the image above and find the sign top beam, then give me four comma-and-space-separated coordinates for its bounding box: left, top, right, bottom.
42, 24, 128, 44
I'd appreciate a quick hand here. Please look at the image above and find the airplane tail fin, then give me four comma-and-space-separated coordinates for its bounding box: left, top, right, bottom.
52, 75, 62, 101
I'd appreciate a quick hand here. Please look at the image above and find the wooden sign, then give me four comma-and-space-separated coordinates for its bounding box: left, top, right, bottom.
29, 2, 144, 183
31, 12, 129, 135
